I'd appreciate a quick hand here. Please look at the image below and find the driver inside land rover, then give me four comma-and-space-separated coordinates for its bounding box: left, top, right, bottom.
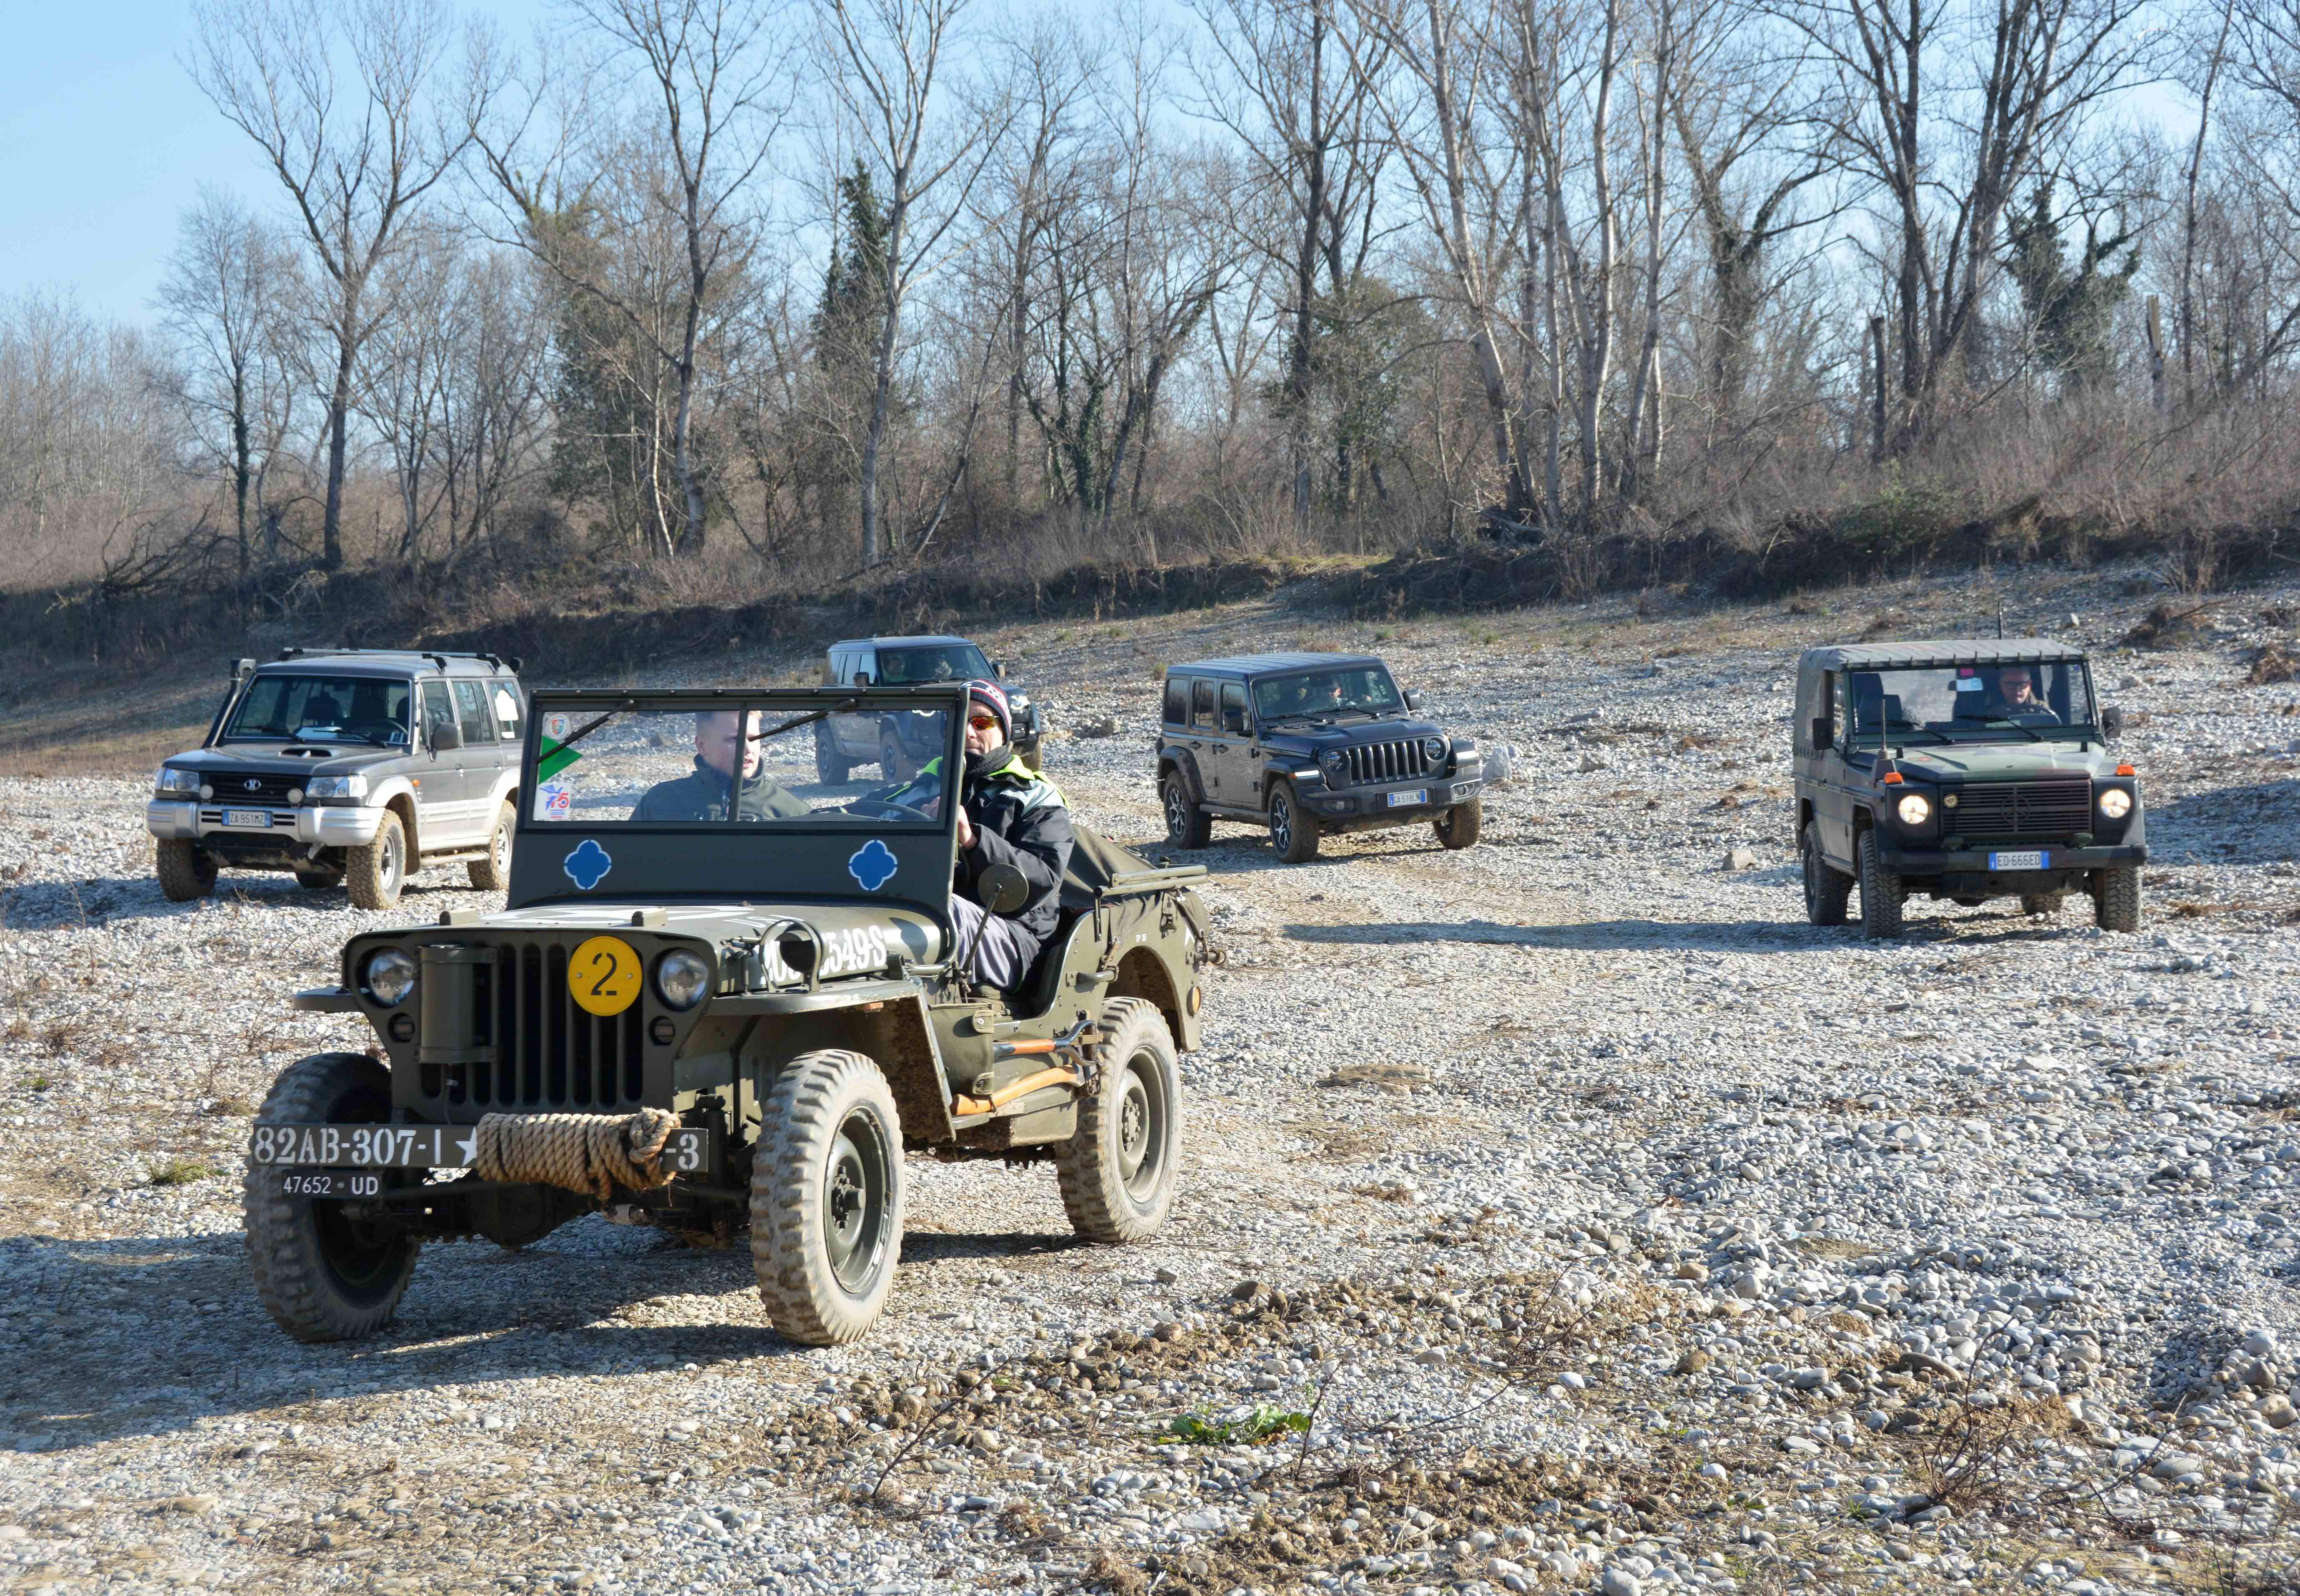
635, 710, 811, 822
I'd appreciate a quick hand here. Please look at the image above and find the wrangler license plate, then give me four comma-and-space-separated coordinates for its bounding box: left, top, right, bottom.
1387, 789, 1428, 808
279, 1169, 392, 1199
1988, 850, 2048, 871
249, 1123, 713, 1173
224, 808, 271, 828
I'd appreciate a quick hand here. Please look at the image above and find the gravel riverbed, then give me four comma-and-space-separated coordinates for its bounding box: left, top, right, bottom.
3, 564, 2300, 1596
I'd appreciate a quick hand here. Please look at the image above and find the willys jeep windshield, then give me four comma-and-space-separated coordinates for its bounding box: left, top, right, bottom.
1838, 661, 2097, 744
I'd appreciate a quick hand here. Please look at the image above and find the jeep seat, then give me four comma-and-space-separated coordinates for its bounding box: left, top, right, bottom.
1007, 822, 1153, 1018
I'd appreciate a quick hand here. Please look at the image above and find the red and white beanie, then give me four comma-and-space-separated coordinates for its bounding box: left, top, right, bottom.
965, 679, 1012, 740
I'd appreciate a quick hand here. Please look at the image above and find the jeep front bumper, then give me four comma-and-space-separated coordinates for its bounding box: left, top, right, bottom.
1303, 775, 1483, 824
1877, 840, 2147, 889
145, 800, 385, 848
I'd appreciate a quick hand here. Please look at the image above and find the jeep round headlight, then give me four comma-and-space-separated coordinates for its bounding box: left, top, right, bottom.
363, 948, 418, 1005
2098, 787, 2133, 820
1423, 736, 1448, 763
1896, 793, 1933, 826
654, 949, 711, 1010
1318, 749, 1349, 784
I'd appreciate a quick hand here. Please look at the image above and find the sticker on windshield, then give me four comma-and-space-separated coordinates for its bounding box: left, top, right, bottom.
1955, 678, 1982, 691
563, 839, 614, 891
495, 689, 519, 724
537, 781, 572, 821
545, 713, 571, 740
847, 839, 899, 891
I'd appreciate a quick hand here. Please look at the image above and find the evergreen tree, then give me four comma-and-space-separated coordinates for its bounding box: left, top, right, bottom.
2004, 180, 2141, 393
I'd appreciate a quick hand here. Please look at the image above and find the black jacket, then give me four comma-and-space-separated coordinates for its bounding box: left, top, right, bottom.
953, 754, 1075, 943
634, 758, 811, 822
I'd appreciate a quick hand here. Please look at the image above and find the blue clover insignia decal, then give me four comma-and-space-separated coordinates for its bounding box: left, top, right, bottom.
847, 838, 899, 891
562, 838, 614, 891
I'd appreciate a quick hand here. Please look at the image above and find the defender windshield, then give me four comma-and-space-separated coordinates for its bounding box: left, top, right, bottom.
1253, 666, 1402, 721
1838, 661, 2096, 744
224, 674, 410, 745
875, 643, 993, 684
529, 701, 954, 827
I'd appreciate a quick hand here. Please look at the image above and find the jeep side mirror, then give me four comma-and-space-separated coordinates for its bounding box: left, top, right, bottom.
1222, 707, 1246, 735
432, 721, 464, 752
2101, 705, 2125, 739
1811, 716, 1833, 751
993, 660, 1008, 680
1404, 689, 1424, 712
976, 862, 1029, 915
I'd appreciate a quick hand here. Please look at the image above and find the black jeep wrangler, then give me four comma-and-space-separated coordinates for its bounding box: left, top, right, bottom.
817, 635, 1043, 782
146, 648, 526, 910
1155, 652, 1512, 862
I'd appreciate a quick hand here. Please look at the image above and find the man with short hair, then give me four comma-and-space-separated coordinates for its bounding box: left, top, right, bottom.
1988, 666, 2062, 723
635, 709, 812, 821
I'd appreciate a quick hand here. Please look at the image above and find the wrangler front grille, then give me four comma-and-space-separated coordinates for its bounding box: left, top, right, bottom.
1952, 779, 2092, 839
414, 940, 647, 1113
1342, 739, 1432, 785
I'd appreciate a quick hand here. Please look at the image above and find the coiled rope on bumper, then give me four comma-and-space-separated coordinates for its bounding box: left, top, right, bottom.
470, 1108, 681, 1202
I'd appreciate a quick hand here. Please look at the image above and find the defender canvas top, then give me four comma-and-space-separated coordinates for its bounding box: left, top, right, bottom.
1800, 639, 2092, 673
1168, 652, 1386, 678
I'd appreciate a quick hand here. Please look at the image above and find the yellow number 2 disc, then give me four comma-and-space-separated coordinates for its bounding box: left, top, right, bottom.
569, 935, 643, 1016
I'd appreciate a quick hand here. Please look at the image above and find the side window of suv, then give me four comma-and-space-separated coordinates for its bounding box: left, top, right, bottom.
490, 682, 524, 741
1220, 682, 1248, 733
1163, 677, 1189, 726
451, 681, 494, 746
1191, 679, 1216, 731
851, 650, 877, 687
418, 681, 457, 748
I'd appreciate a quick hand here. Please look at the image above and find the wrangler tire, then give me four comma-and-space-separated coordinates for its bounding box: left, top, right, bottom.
1433, 798, 1482, 850
1162, 773, 1212, 849
2094, 866, 2142, 932
878, 728, 912, 784
345, 809, 408, 910
1857, 828, 1905, 939
1802, 827, 1850, 926
245, 1052, 419, 1342
1269, 782, 1320, 863
750, 1049, 904, 1346
467, 802, 514, 890
1058, 997, 1181, 1244
156, 839, 216, 902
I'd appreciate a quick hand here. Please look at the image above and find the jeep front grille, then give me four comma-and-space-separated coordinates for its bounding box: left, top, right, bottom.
414, 940, 646, 1113
1953, 779, 2092, 839
1342, 739, 1432, 785
210, 770, 304, 802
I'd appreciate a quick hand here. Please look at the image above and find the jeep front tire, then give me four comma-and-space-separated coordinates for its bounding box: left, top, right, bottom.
1857, 828, 1905, 939
345, 809, 408, 910
1058, 997, 1181, 1243
750, 1049, 904, 1345
1268, 782, 1320, 863
2094, 866, 2142, 932
1161, 772, 1212, 849
814, 725, 851, 785
244, 1052, 419, 1342
156, 839, 216, 902
1433, 798, 1481, 850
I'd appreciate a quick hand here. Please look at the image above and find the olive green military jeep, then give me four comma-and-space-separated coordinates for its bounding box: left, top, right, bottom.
243, 686, 1212, 1346
1792, 641, 2145, 938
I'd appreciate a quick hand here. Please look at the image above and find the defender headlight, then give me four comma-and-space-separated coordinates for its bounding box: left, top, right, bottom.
306, 774, 369, 801
1423, 736, 1448, 764
1318, 749, 1349, 785
654, 949, 711, 1010
1896, 793, 1933, 826
2098, 788, 2132, 820
155, 767, 201, 795
362, 948, 418, 1006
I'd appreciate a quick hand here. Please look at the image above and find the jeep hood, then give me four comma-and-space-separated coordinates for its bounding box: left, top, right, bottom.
470, 901, 946, 981
1266, 717, 1448, 749
1890, 742, 2109, 781
169, 744, 400, 775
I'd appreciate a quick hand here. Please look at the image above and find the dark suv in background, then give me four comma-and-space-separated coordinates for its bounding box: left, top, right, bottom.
816, 635, 1043, 780
1155, 651, 1512, 862
146, 648, 527, 910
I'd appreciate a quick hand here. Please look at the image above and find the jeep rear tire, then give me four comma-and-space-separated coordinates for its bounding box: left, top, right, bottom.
1802, 827, 1851, 926
1433, 798, 1481, 850
814, 725, 851, 785
244, 1052, 419, 1342
750, 1049, 904, 1346
1058, 997, 1181, 1243
1857, 829, 1905, 939
345, 810, 408, 910
156, 839, 216, 902
467, 802, 514, 890
2019, 893, 2061, 918
1162, 773, 1212, 849
1269, 783, 1320, 863
2094, 866, 2142, 932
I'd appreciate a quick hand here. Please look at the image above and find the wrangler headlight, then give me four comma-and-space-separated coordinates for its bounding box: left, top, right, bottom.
654, 949, 711, 1010
2098, 787, 2132, 820
1423, 736, 1448, 764
362, 948, 418, 1006
1318, 750, 1349, 785
1896, 793, 1933, 826
155, 767, 201, 795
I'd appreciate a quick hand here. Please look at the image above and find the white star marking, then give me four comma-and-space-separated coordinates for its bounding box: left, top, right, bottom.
454, 1131, 478, 1166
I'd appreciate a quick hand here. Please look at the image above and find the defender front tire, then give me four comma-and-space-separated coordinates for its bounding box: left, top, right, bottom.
1058, 997, 1181, 1243
156, 839, 216, 902
345, 810, 408, 910
2094, 867, 2142, 932
814, 726, 851, 785
1802, 827, 1850, 926
245, 1052, 419, 1342
1162, 774, 1212, 849
1433, 798, 1481, 850
467, 802, 514, 890
750, 1050, 904, 1346
1269, 783, 1320, 863
1857, 829, 1905, 939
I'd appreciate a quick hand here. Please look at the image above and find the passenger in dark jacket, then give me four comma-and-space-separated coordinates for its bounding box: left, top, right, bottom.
635, 709, 812, 822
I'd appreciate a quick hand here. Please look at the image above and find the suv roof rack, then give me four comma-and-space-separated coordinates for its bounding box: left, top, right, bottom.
273, 646, 523, 673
